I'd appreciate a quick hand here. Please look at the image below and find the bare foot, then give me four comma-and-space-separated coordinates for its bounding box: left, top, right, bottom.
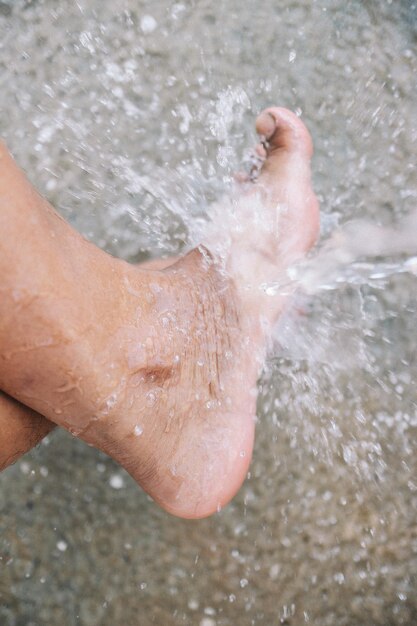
70, 107, 319, 518
205, 107, 319, 330
0, 108, 319, 518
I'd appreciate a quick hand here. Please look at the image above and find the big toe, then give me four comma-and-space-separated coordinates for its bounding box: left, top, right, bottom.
255, 107, 313, 159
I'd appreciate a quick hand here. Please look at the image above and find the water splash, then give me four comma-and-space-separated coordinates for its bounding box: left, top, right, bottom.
263, 210, 417, 298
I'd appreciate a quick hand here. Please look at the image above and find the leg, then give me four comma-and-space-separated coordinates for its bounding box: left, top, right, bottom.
0, 391, 55, 470
0, 107, 319, 518
0, 257, 176, 471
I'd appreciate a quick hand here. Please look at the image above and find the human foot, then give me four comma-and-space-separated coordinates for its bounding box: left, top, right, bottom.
63, 107, 319, 518
0, 108, 319, 518
206, 107, 319, 328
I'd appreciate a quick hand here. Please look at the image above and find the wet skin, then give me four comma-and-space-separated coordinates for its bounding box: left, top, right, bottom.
0, 107, 319, 518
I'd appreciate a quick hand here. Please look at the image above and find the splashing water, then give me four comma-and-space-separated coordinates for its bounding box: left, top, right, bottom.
263, 209, 417, 297
1, 0, 416, 624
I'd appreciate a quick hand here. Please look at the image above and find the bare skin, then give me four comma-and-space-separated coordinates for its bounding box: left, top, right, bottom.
0, 259, 171, 471
0, 391, 54, 470
0, 107, 319, 518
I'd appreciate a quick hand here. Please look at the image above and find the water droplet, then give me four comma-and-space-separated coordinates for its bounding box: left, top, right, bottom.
188, 599, 199, 610
240, 450, 246, 457
146, 391, 157, 406
140, 15, 157, 34
289, 50, 297, 63
404, 256, 417, 274
109, 474, 125, 489
134, 424, 143, 437
57, 540, 67, 552
342, 444, 357, 465
105, 393, 118, 411
20, 462, 30, 475
204, 607, 216, 616
240, 578, 249, 588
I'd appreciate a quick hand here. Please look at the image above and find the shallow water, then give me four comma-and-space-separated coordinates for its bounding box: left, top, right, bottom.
0, 0, 416, 624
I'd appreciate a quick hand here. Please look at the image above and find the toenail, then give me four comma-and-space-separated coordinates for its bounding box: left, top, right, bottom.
265, 112, 278, 138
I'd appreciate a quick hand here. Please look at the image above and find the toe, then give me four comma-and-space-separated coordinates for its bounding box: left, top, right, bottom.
255, 107, 313, 158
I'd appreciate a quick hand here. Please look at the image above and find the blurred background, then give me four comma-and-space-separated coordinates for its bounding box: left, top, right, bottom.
0, 0, 416, 624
